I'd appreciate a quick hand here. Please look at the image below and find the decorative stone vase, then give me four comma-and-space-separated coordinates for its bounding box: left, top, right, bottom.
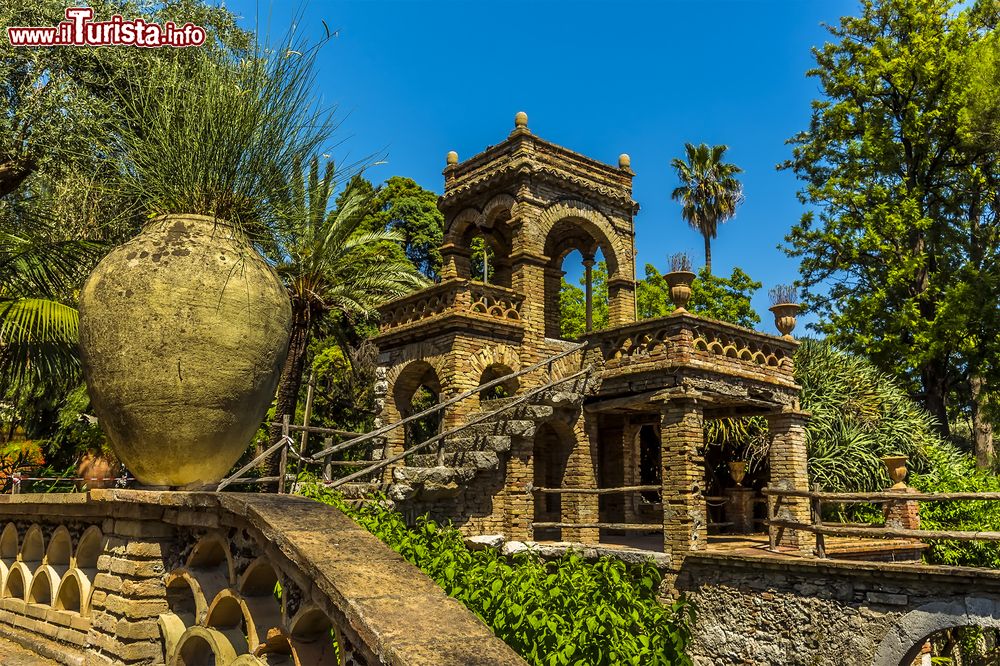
728, 460, 747, 487
665, 271, 696, 312
769, 303, 799, 338
881, 455, 909, 490
78, 214, 292, 488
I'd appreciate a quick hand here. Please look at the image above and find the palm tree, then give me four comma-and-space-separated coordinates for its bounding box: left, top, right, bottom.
265, 158, 427, 475
0, 226, 102, 393
670, 143, 744, 274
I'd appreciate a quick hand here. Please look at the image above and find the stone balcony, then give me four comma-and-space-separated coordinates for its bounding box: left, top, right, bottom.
375, 279, 524, 345
582, 313, 800, 414
0, 490, 523, 666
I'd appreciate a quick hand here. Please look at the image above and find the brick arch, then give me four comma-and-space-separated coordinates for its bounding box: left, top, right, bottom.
534, 200, 628, 280
874, 597, 1000, 665
444, 206, 483, 245
390, 359, 445, 416
482, 194, 516, 228
468, 345, 521, 399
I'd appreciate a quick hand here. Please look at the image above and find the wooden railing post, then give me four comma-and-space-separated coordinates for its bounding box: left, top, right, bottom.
278, 414, 290, 494
322, 437, 333, 483
811, 483, 825, 558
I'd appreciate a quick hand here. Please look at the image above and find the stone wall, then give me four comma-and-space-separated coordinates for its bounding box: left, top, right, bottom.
0, 490, 524, 665
674, 552, 1000, 666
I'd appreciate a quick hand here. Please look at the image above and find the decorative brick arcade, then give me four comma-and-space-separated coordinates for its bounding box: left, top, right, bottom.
372, 114, 809, 564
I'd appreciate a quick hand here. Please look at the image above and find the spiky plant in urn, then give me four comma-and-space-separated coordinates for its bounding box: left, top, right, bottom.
768, 284, 800, 339
79, 43, 331, 488
666, 252, 696, 312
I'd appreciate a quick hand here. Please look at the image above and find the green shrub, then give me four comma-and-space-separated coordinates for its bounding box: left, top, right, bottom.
298, 480, 694, 666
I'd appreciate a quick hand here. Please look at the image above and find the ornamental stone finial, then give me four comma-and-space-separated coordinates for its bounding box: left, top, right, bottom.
446, 150, 458, 165
619, 153, 631, 169
514, 111, 528, 129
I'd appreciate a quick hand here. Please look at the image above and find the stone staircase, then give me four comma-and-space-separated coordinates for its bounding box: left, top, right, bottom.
383, 375, 590, 503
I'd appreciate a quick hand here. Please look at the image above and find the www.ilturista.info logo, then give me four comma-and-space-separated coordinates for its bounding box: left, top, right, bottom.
6, 7, 206, 47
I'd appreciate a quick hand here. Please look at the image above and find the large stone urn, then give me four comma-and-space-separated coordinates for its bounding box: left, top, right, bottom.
78, 214, 292, 488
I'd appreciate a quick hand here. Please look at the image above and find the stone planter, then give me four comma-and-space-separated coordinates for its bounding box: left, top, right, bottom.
769, 303, 799, 338
79, 214, 292, 488
881, 455, 909, 490
665, 271, 696, 312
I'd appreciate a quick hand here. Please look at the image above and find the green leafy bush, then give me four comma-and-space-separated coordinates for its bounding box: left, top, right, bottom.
298, 481, 694, 666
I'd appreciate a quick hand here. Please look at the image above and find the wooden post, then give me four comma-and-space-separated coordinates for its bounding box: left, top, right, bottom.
767, 491, 780, 551
811, 483, 826, 559
299, 370, 316, 455
278, 414, 290, 494
322, 437, 333, 483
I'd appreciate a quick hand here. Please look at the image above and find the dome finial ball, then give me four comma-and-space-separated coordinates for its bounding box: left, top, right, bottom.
514, 111, 528, 128
446, 150, 458, 166
618, 153, 631, 169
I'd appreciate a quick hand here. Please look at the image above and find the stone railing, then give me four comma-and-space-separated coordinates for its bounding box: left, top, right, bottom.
583, 313, 797, 383
468, 282, 523, 322
378, 279, 523, 334
0, 490, 523, 666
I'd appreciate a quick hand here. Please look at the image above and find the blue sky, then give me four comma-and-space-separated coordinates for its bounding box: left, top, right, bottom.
227, 0, 859, 335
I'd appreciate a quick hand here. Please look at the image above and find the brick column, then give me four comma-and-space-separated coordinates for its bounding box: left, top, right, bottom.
766, 410, 812, 553
607, 277, 636, 328
562, 417, 599, 543
505, 436, 533, 541
660, 398, 706, 561
884, 487, 920, 530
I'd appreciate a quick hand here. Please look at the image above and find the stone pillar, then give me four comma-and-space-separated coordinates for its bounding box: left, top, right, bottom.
583, 256, 595, 332
766, 410, 812, 553
724, 487, 756, 534
543, 266, 564, 339
660, 398, 707, 561
440, 244, 470, 280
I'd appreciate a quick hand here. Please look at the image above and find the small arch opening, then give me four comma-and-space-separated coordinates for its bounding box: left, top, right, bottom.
479, 364, 518, 402
75, 526, 103, 572
46, 527, 72, 567
21, 525, 43, 565
28, 568, 54, 605
0, 524, 17, 566
394, 361, 442, 452
5, 566, 25, 601
166, 575, 199, 627
56, 573, 82, 613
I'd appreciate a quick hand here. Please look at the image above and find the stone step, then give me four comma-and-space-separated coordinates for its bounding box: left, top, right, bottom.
465, 404, 553, 424
461, 419, 536, 439
410, 450, 499, 471
441, 435, 511, 454
535, 390, 584, 408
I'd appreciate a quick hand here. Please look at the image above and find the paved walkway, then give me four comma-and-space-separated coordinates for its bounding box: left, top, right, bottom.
0, 636, 59, 665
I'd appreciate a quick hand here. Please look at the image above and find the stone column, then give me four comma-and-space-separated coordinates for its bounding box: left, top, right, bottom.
766, 410, 813, 553
660, 398, 707, 561
582, 256, 595, 332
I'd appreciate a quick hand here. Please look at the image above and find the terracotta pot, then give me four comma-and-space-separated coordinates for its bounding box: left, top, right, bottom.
76, 451, 117, 490
881, 455, 909, 490
728, 460, 747, 486
665, 271, 696, 312
79, 214, 292, 488
769, 303, 799, 338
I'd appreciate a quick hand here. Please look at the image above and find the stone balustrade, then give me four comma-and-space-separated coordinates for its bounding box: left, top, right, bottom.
378, 279, 523, 335
0, 490, 523, 666
583, 312, 798, 386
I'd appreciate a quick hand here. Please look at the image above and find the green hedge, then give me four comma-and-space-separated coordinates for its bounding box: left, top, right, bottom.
298, 481, 694, 666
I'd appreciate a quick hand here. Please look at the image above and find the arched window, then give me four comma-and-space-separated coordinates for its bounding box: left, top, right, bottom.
393, 362, 443, 449
479, 364, 518, 402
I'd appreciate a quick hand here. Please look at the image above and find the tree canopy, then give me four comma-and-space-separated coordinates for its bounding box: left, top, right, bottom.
783, 0, 1000, 463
